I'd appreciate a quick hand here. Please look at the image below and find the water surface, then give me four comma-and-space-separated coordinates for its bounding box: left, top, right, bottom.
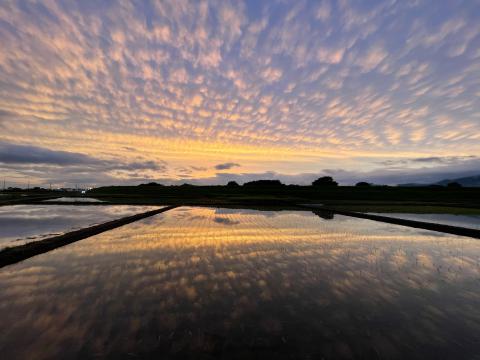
0, 205, 159, 249
1, 207, 479, 359
369, 213, 480, 230
43, 197, 104, 203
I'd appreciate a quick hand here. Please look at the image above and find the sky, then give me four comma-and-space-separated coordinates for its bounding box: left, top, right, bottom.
0, 0, 479, 187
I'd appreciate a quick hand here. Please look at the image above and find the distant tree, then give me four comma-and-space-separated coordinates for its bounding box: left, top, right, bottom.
7, 187, 22, 191
243, 180, 284, 187
138, 182, 163, 186
226, 181, 240, 187
312, 176, 338, 187
447, 182, 462, 188
355, 182, 371, 187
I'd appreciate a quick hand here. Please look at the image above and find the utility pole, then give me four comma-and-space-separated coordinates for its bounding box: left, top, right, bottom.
2, 178, 5, 191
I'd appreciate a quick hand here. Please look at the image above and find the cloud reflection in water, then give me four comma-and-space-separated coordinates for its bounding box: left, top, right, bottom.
0, 207, 479, 359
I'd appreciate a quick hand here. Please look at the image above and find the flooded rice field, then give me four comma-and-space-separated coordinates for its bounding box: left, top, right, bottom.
0, 205, 159, 249
43, 197, 105, 203
0, 207, 479, 359
369, 213, 480, 230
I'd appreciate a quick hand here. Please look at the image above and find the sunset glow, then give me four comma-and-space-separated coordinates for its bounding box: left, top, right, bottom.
1, 0, 479, 186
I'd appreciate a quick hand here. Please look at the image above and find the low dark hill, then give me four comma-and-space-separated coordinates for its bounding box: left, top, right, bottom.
436, 175, 480, 187
399, 174, 480, 187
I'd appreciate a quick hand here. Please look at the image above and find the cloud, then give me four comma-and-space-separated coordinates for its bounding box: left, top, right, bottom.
214, 162, 241, 170
378, 156, 478, 167
0, 142, 166, 175
355, 45, 388, 72
0, 110, 14, 119
5, 155, 478, 188
317, 47, 345, 64
213, 217, 240, 226
117, 161, 165, 172
261, 67, 283, 82
411, 156, 477, 164
316, 1, 331, 21
0, 142, 103, 166
170, 155, 480, 186
326, 156, 480, 185
0, 1, 479, 186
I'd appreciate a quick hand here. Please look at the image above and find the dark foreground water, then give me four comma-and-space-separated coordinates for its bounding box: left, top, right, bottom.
1, 207, 479, 359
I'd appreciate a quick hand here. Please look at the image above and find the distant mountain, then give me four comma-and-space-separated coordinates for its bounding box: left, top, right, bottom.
435, 175, 480, 187
399, 175, 480, 187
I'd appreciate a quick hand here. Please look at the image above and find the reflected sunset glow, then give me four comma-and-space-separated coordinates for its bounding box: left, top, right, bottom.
1, 207, 479, 358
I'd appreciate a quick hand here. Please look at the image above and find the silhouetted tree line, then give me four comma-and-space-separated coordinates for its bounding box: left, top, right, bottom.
1, 187, 68, 192
136, 177, 465, 188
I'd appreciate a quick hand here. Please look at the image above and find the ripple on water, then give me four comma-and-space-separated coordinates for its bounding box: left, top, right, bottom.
0, 207, 479, 359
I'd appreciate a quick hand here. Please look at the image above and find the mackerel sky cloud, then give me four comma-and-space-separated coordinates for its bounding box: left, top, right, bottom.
0, 0, 479, 186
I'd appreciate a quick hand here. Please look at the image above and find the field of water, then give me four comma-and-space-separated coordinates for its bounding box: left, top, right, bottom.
1, 206, 479, 359
369, 213, 480, 230
0, 205, 159, 249
43, 197, 105, 203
